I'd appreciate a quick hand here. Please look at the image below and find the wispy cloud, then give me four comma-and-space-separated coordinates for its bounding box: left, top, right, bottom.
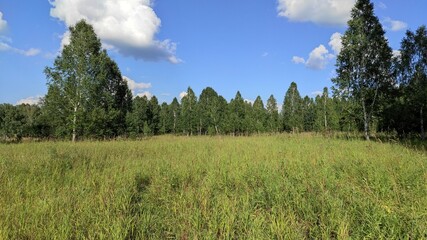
383, 18, 407, 32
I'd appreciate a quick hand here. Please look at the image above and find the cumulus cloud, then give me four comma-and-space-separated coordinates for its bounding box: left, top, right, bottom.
292, 33, 341, 70
123, 76, 151, 92
0, 12, 7, 32
292, 56, 305, 64
277, 0, 355, 26
179, 91, 188, 99
306, 45, 334, 70
16, 96, 42, 105
49, 0, 180, 63
383, 18, 407, 31
328, 32, 342, 55
123, 76, 152, 99
135, 91, 153, 99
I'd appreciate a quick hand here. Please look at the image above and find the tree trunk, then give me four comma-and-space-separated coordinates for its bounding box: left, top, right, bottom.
324, 97, 327, 130
173, 110, 176, 134
72, 105, 77, 142
362, 100, 370, 141
421, 105, 425, 140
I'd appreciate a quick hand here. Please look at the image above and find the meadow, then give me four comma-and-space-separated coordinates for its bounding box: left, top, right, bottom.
0, 134, 426, 239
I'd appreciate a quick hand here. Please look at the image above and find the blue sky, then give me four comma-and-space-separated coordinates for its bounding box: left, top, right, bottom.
0, 0, 426, 105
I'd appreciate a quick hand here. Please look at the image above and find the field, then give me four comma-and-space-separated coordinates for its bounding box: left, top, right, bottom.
0, 135, 426, 239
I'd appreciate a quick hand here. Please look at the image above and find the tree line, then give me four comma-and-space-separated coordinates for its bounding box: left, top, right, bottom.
0, 0, 426, 141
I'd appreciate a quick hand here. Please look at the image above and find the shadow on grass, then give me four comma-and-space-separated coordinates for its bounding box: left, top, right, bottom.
125, 173, 152, 240
328, 131, 427, 152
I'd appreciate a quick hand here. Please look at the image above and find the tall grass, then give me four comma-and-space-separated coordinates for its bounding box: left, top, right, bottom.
0, 135, 426, 239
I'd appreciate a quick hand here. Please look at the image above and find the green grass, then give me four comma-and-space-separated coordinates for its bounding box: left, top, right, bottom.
0, 135, 426, 239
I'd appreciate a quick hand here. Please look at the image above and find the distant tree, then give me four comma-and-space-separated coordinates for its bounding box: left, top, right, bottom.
333, 0, 393, 140
243, 100, 255, 135
314, 87, 339, 132
0, 104, 25, 140
169, 98, 181, 134
266, 95, 280, 133
159, 102, 169, 134
253, 96, 267, 133
147, 96, 160, 135
282, 82, 303, 132
302, 96, 315, 131
399, 26, 427, 140
126, 96, 149, 137
180, 87, 197, 135
216, 96, 228, 134
44, 20, 131, 141
198, 87, 222, 135
227, 91, 246, 135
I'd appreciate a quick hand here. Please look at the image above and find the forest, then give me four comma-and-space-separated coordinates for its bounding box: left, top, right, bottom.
0, 0, 426, 142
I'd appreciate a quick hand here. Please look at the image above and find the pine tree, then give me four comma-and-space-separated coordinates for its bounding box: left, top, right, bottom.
266, 95, 280, 133
253, 96, 267, 133
333, 0, 393, 140
282, 82, 303, 132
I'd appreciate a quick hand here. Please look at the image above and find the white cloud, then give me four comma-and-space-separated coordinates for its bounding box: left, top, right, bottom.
0, 41, 41, 57
262, 52, 269, 57
16, 96, 42, 105
59, 31, 71, 50
292, 56, 305, 64
0, 12, 7, 32
50, 0, 180, 63
0, 13, 40, 57
277, 0, 355, 26
383, 18, 407, 32
292, 33, 341, 70
23, 48, 41, 56
306, 45, 334, 70
123, 76, 151, 93
328, 32, 342, 55
244, 99, 254, 105
136, 91, 153, 99
311, 91, 323, 97
179, 91, 188, 99
392, 50, 401, 58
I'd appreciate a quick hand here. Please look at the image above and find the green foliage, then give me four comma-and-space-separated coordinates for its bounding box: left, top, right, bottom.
1, 135, 426, 238
44, 20, 131, 141
266, 94, 280, 132
180, 87, 198, 135
398, 26, 427, 139
282, 82, 304, 132
333, 0, 393, 140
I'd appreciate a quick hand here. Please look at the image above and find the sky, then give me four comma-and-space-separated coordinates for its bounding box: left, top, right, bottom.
0, 0, 426, 105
